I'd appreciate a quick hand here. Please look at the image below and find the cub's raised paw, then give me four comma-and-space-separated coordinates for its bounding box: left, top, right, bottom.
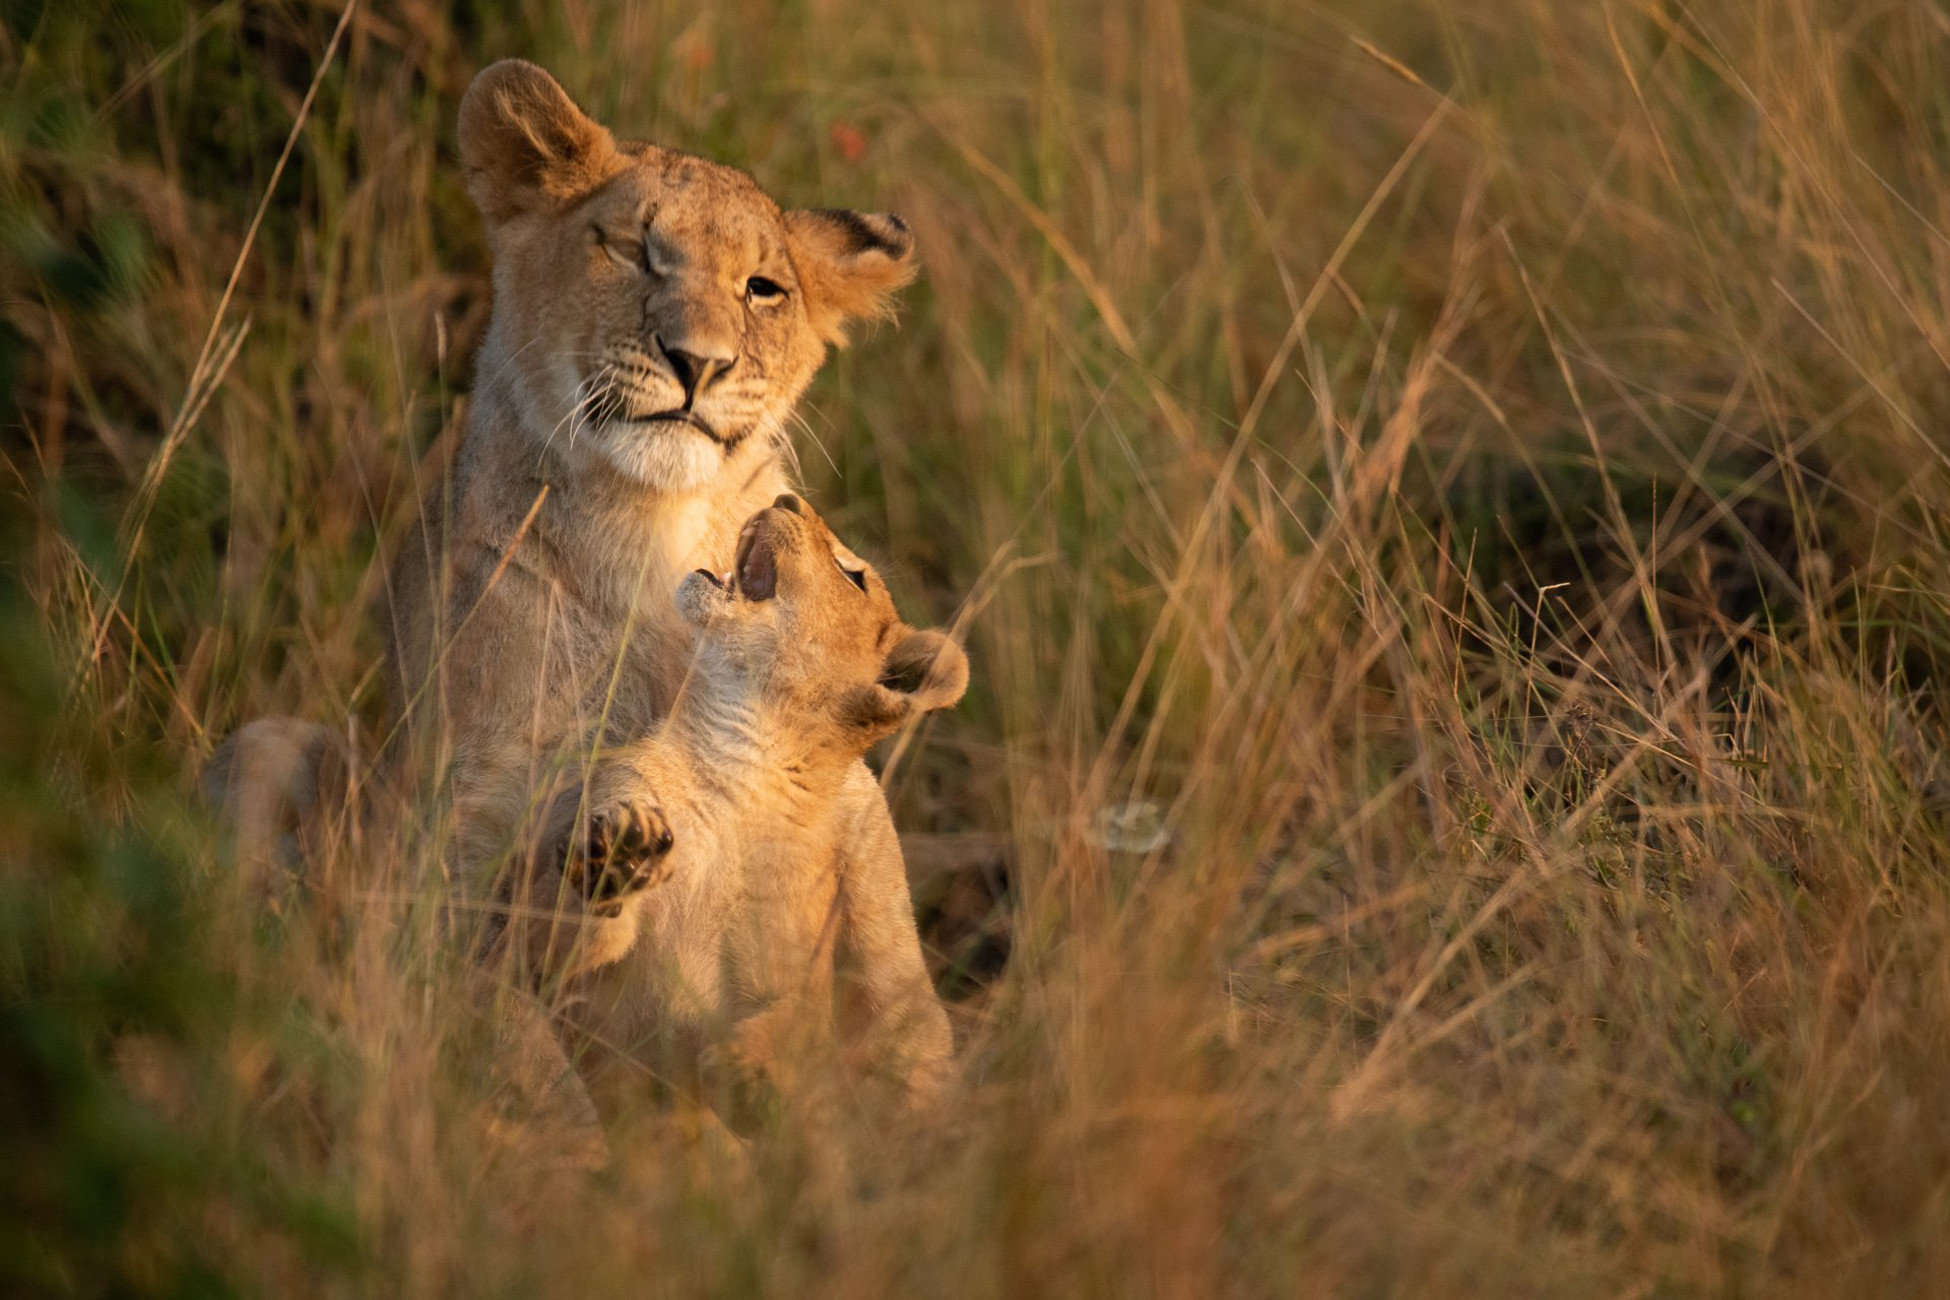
562, 799, 674, 914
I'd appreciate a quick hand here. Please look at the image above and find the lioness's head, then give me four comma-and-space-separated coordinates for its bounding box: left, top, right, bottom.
676, 494, 967, 747
459, 60, 917, 492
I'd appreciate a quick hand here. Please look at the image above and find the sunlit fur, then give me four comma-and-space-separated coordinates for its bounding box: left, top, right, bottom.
503, 498, 966, 1125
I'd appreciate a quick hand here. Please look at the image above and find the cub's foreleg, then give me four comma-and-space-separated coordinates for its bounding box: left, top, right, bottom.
498, 780, 676, 984
561, 794, 676, 914
833, 767, 956, 1108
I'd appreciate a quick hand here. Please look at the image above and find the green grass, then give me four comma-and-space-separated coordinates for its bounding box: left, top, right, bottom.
9, 0, 1950, 1294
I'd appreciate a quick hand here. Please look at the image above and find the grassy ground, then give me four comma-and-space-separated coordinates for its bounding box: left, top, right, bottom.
9, 0, 1950, 1294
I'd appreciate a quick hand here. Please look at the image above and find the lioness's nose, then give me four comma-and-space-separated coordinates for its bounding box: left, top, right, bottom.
656, 335, 736, 408
771, 493, 801, 515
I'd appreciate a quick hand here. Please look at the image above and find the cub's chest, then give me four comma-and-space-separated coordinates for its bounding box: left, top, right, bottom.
727, 790, 850, 898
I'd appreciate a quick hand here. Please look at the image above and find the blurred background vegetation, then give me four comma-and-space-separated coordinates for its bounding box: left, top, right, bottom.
8, 0, 1950, 1294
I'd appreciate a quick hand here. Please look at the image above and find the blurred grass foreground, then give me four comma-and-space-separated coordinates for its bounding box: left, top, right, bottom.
9, 0, 1950, 1295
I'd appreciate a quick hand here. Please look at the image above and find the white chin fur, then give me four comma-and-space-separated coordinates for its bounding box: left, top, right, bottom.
675, 570, 730, 626
592, 421, 726, 492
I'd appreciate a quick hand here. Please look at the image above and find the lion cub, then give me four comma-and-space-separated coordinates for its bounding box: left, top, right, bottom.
501, 493, 967, 1122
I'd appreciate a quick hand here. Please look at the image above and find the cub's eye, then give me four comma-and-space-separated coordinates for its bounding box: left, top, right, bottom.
746, 276, 786, 303
835, 556, 868, 593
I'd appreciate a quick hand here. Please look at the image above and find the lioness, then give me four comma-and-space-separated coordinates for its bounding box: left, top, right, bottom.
212, 59, 956, 1107
500, 494, 966, 1123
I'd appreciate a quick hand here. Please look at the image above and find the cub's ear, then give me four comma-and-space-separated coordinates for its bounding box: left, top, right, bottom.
840, 628, 969, 739
458, 60, 622, 227
784, 208, 919, 346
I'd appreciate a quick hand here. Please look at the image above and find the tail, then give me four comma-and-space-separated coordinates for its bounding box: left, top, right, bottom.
202, 717, 349, 903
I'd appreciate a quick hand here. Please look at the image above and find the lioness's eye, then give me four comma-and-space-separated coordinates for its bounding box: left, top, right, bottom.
593, 225, 652, 273
835, 556, 868, 593
746, 276, 786, 303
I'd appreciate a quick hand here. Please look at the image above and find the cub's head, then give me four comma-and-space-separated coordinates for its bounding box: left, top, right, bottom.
458, 60, 916, 492
676, 494, 967, 749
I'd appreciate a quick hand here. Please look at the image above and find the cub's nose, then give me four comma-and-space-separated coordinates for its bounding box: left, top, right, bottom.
771, 493, 802, 515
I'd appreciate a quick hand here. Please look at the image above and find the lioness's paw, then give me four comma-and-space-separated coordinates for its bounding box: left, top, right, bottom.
562, 799, 674, 913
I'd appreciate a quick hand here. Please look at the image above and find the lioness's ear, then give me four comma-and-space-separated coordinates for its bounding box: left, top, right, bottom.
840, 628, 969, 739
784, 208, 919, 346
458, 60, 621, 226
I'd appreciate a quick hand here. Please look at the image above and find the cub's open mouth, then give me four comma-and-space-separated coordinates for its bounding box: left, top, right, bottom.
732, 521, 779, 602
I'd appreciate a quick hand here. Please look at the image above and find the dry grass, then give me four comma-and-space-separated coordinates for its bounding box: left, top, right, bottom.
8, 0, 1950, 1294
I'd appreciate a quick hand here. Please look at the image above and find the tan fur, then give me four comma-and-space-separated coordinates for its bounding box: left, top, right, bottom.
499, 497, 966, 1125
202, 718, 348, 906
381, 62, 952, 1109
